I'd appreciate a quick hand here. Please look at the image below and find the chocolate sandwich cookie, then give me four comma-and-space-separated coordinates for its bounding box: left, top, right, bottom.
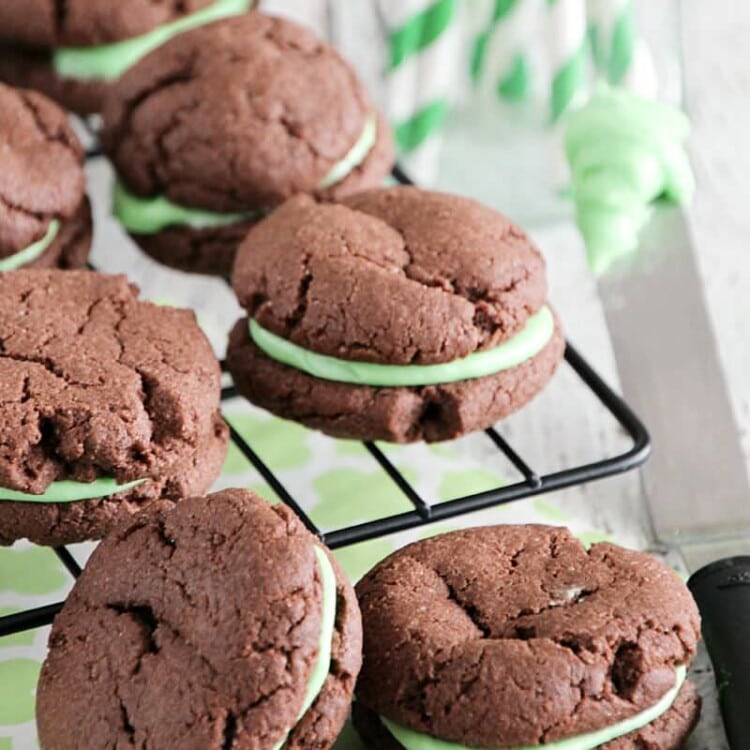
353, 525, 702, 750
36, 488, 362, 750
0, 270, 228, 546
0, 0, 255, 115
227, 188, 564, 443
0, 83, 92, 270
102, 13, 395, 277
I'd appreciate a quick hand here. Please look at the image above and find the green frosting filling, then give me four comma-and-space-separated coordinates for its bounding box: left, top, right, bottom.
318, 115, 378, 189
382, 665, 686, 750
0, 477, 147, 503
272, 546, 337, 750
52, 0, 252, 82
300, 547, 337, 715
113, 115, 376, 235
564, 86, 694, 275
113, 180, 262, 234
249, 306, 554, 388
0, 220, 59, 271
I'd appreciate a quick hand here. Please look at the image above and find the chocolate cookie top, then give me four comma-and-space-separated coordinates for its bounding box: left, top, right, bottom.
37, 489, 362, 750
232, 189, 547, 366
0, 83, 86, 258
0, 270, 221, 494
102, 14, 394, 212
355, 525, 700, 748
0, 0, 217, 47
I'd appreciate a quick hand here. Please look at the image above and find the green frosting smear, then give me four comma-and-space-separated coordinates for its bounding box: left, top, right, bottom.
0, 220, 59, 271
0, 477, 146, 503
564, 86, 695, 275
318, 115, 378, 189
113, 180, 262, 234
382, 665, 686, 750
52, 0, 253, 82
249, 305, 554, 388
272, 546, 337, 750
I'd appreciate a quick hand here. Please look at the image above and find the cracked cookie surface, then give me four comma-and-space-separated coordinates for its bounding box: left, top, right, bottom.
0, 270, 228, 545
100, 13, 394, 274
0, 83, 91, 265
0, 2, 258, 114
227, 189, 563, 442
233, 190, 548, 364
354, 525, 701, 748
36, 489, 362, 750
102, 14, 394, 210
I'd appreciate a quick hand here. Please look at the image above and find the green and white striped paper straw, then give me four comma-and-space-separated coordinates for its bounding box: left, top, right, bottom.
379, 0, 460, 182
587, 0, 658, 98
588, 0, 634, 83
546, 0, 589, 121
471, 0, 541, 103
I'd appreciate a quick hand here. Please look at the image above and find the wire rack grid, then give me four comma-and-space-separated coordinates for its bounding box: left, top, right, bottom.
0, 157, 650, 638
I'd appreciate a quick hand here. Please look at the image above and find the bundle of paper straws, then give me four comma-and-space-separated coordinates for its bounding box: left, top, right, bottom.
376, 0, 661, 180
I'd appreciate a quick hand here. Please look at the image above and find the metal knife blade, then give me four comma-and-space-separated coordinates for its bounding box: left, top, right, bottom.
597, 204, 750, 746
598, 205, 750, 556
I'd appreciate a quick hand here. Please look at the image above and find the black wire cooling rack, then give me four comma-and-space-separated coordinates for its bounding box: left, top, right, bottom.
0, 157, 650, 639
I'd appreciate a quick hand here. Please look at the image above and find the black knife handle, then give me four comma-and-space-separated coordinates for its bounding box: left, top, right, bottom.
688, 556, 750, 749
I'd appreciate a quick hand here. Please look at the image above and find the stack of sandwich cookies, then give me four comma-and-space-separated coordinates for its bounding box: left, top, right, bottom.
36, 489, 362, 750
227, 188, 564, 442
102, 13, 394, 277
0, 83, 92, 270
0, 0, 256, 115
353, 525, 701, 750
0, 270, 228, 546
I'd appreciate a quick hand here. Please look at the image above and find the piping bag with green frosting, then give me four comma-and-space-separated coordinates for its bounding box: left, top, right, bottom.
564, 86, 694, 275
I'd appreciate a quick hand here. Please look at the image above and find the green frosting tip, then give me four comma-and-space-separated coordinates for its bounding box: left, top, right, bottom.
565, 86, 694, 276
